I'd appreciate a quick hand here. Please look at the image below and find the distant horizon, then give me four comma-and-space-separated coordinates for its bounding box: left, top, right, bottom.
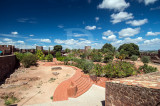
0, 0, 160, 50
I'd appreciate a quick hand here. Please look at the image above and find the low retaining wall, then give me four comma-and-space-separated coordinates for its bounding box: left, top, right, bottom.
105, 82, 160, 106
0, 55, 18, 82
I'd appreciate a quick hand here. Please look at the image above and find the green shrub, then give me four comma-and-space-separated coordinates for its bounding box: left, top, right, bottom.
56, 52, 61, 58
92, 64, 104, 77
115, 52, 120, 59
139, 64, 157, 73
4, 96, 18, 106
104, 55, 113, 63
91, 53, 102, 62
45, 54, 53, 62
141, 56, 150, 64
131, 55, 138, 61
21, 53, 38, 68
80, 53, 87, 59
64, 56, 71, 65
50, 96, 53, 100
57, 56, 65, 61
104, 61, 138, 78
14, 52, 24, 62
36, 50, 45, 60
73, 58, 94, 73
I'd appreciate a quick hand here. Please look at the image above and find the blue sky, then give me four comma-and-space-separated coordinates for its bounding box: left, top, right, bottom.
0, 0, 160, 50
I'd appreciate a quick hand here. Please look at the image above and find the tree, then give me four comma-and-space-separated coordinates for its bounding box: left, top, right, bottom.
101, 43, 115, 53
104, 55, 114, 63
65, 48, 71, 53
48, 47, 51, 54
54, 45, 62, 52
118, 43, 140, 57
56, 51, 61, 58
119, 49, 128, 61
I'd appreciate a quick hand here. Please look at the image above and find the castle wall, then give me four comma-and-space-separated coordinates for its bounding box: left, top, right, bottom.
0, 55, 18, 82
105, 82, 160, 106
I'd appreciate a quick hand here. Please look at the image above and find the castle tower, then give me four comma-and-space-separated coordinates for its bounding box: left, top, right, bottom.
85, 46, 91, 51
36, 46, 43, 51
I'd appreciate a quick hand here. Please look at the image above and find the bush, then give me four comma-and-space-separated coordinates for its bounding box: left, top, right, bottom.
57, 56, 65, 61
104, 61, 138, 78
139, 64, 157, 74
56, 52, 61, 58
4, 96, 18, 106
36, 50, 45, 60
45, 54, 53, 62
91, 53, 102, 62
72, 58, 94, 73
141, 56, 150, 64
80, 53, 87, 59
14, 52, 24, 62
91, 64, 104, 77
131, 55, 138, 61
21, 53, 38, 68
104, 55, 113, 63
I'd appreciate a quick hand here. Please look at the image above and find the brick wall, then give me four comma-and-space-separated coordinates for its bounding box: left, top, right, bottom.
0, 55, 18, 82
105, 82, 160, 106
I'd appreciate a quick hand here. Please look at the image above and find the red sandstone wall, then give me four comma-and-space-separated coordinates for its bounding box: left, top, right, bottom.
105, 82, 160, 106
0, 55, 17, 82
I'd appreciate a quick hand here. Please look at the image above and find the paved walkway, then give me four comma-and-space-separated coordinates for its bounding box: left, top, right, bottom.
25, 84, 105, 106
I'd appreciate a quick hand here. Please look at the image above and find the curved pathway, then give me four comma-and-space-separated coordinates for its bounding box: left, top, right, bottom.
42, 58, 108, 102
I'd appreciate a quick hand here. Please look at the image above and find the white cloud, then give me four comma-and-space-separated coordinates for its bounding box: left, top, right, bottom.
17, 18, 36, 24
102, 35, 117, 41
111, 37, 144, 47
95, 17, 99, 22
40, 39, 51, 43
17, 18, 29, 23
103, 30, 114, 36
143, 38, 160, 44
73, 34, 88, 37
111, 12, 134, 24
150, 6, 160, 10
54, 39, 78, 45
11, 32, 18, 35
17, 40, 25, 44
98, 0, 130, 11
29, 34, 34, 37
97, 27, 102, 29
119, 27, 140, 38
126, 19, 148, 26
146, 31, 160, 36
85, 26, 96, 30
79, 38, 86, 40
138, 0, 157, 5
3, 38, 12, 42
58, 25, 64, 28
54, 39, 92, 49
140, 38, 160, 50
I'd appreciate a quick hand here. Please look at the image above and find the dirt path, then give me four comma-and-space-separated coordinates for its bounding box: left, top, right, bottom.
0, 62, 75, 106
